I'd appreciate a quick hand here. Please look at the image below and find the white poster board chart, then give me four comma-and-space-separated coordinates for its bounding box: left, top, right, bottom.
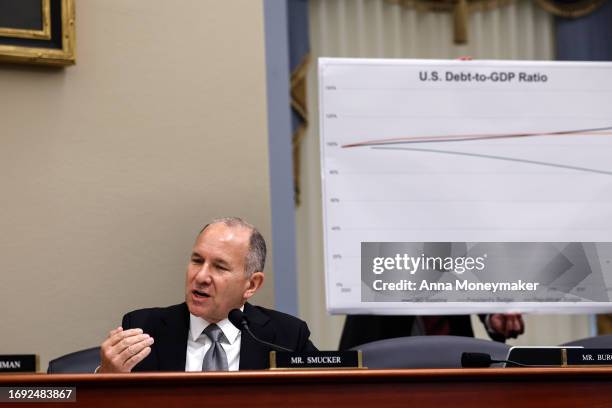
319, 58, 612, 315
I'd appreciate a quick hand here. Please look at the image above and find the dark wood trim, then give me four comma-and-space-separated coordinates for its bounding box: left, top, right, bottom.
2, 368, 612, 408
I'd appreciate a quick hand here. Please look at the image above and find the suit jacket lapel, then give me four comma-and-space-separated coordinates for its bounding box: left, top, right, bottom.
239, 302, 274, 370
155, 303, 190, 371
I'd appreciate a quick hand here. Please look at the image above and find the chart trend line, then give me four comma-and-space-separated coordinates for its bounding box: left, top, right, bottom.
373, 146, 612, 176
342, 125, 612, 148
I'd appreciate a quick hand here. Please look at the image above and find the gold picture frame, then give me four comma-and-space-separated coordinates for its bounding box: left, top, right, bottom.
0, 0, 75, 66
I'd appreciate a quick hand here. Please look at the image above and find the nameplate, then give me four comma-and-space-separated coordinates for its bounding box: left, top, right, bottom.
567, 349, 612, 366
269, 351, 362, 369
507, 347, 569, 366
0, 355, 37, 373
507, 347, 612, 367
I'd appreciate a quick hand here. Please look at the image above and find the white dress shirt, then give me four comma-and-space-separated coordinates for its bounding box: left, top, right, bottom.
185, 313, 242, 371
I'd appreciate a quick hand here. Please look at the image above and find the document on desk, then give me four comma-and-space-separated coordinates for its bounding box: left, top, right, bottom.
319, 58, 612, 315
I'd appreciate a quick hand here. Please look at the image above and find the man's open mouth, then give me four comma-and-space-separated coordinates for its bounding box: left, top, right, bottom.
193, 290, 210, 298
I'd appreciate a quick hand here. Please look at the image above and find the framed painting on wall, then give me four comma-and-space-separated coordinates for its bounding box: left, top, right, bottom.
0, 0, 75, 66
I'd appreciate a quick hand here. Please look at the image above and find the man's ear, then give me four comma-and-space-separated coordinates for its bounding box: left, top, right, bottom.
243, 272, 264, 300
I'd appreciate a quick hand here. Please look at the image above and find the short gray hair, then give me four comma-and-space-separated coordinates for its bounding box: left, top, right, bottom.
199, 217, 266, 276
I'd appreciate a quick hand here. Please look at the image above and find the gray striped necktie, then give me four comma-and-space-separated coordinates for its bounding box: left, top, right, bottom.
201, 324, 229, 371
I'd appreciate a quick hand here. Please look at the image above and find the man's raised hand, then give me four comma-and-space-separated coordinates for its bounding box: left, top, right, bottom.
98, 327, 154, 373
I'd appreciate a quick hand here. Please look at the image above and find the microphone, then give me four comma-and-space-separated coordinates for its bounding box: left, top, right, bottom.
228, 308, 294, 352
461, 352, 528, 368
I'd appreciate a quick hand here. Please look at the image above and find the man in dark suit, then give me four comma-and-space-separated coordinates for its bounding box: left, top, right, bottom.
339, 314, 524, 350
98, 217, 316, 373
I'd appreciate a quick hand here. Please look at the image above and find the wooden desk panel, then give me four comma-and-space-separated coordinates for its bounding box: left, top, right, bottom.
2, 368, 612, 408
